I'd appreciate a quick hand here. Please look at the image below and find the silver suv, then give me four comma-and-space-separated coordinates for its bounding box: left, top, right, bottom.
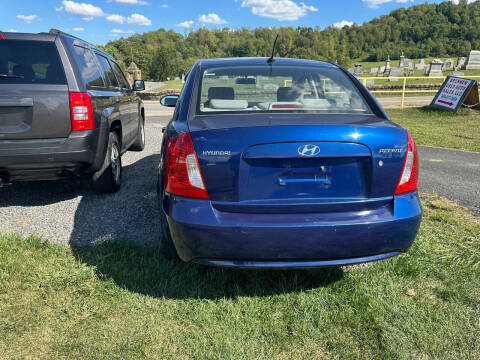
0, 29, 146, 192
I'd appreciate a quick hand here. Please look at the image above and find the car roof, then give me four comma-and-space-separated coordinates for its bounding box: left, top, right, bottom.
0, 29, 115, 61
0, 31, 57, 42
197, 57, 338, 68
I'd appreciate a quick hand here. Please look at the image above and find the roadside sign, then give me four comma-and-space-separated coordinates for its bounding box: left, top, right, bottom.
430, 76, 479, 112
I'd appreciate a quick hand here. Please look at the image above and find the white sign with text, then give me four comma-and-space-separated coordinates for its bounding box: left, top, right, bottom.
432, 77, 475, 111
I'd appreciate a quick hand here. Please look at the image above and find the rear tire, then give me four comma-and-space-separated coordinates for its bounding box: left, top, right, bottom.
89, 132, 122, 193
129, 115, 145, 152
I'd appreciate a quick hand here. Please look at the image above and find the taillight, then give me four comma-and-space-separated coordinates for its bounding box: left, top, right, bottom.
395, 130, 419, 195
69, 92, 94, 131
0, 33, 4, 40
164, 132, 209, 199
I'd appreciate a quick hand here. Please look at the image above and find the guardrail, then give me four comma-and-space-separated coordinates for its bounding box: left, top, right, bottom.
358, 76, 480, 109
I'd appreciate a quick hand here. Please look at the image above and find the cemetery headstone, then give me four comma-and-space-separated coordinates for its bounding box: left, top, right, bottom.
385, 56, 391, 70
425, 60, 444, 77
457, 57, 466, 70
399, 52, 406, 68
415, 59, 426, 70
424, 63, 431, 76
442, 59, 454, 71
389, 67, 404, 78
404, 59, 414, 70
353, 63, 363, 76
464, 50, 480, 70
370, 67, 378, 74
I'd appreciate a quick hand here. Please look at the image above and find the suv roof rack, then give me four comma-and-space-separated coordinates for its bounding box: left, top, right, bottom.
49, 28, 92, 45
48, 28, 114, 61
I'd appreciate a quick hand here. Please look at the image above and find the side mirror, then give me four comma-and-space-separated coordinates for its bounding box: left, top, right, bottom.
160, 94, 179, 107
133, 80, 145, 91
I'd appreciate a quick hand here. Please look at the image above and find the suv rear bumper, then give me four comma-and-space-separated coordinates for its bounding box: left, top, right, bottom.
0, 123, 108, 181
164, 192, 422, 268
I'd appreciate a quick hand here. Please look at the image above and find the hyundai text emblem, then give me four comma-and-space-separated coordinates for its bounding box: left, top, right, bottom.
298, 144, 320, 157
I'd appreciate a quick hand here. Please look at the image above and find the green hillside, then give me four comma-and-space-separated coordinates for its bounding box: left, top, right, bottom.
100, 0, 480, 81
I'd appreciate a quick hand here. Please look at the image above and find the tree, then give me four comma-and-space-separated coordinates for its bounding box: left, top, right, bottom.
102, 1, 480, 80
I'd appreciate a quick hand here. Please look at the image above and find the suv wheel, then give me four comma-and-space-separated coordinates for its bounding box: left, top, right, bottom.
129, 116, 145, 151
89, 132, 122, 193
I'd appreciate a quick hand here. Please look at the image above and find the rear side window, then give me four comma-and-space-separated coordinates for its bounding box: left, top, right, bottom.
96, 54, 119, 88
111, 62, 130, 90
0, 40, 66, 84
71, 45, 105, 89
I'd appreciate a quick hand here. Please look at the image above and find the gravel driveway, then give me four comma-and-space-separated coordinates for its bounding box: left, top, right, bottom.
0, 113, 171, 246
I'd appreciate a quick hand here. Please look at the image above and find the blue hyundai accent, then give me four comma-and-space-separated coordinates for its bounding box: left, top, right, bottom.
157, 57, 422, 268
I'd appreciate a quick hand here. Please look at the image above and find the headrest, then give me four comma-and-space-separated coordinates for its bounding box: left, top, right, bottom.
208, 87, 234, 100
277, 87, 301, 102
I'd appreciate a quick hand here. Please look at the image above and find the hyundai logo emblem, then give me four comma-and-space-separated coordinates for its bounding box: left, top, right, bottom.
298, 144, 320, 157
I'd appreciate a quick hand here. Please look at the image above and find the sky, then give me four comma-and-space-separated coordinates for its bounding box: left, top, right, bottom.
1, 0, 460, 45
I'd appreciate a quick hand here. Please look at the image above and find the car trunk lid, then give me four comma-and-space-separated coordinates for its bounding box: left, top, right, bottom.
189, 114, 407, 213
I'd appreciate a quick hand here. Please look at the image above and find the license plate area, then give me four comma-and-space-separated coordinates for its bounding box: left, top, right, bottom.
240, 157, 369, 201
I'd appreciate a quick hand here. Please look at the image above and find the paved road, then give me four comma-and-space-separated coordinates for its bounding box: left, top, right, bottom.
0, 106, 478, 246
418, 146, 480, 215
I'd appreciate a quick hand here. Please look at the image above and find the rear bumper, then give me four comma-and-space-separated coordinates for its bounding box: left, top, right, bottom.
164, 192, 422, 268
0, 122, 108, 180
194, 251, 401, 269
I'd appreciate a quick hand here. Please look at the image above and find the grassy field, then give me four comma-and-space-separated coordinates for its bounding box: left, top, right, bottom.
388, 107, 480, 152
0, 194, 479, 359
151, 79, 184, 92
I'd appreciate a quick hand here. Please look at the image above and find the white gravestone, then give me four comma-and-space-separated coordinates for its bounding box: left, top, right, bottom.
464, 50, 480, 70
425, 60, 444, 77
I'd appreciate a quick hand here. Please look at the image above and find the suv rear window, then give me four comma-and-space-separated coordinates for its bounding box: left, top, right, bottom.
197, 65, 371, 115
0, 40, 66, 84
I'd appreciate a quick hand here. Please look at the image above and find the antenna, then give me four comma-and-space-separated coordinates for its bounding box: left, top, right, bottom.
267, 34, 279, 64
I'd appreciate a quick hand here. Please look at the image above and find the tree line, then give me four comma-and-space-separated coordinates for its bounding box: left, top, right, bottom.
99, 0, 480, 81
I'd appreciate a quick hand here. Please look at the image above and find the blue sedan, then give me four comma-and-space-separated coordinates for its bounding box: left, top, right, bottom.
157, 57, 422, 268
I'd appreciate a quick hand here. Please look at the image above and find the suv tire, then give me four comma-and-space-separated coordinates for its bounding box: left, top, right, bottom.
89, 132, 122, 193
129, 115, 145, 152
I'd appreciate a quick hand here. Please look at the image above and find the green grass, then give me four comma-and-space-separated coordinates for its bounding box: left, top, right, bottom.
388, 107, 480, 152
1, 194, 479, 359
151, 79, 184, 92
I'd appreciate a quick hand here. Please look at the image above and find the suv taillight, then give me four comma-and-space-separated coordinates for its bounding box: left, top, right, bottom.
164, 132, 209, 200
395, 130, 419, 195
69, 92, 94, 131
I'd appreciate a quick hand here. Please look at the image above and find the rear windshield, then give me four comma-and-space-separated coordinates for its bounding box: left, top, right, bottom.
0, 40, 66, 85
197, 65, 371, 115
